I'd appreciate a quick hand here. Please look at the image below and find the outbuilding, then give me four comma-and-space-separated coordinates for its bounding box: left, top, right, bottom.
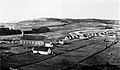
32, 46, 53, 55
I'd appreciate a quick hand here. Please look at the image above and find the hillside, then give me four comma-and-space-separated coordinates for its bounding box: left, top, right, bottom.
1, 18, 119, 31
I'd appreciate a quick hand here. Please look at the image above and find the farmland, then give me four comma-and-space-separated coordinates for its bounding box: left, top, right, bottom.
0, 18, 120, 70
1, 36, 120, 70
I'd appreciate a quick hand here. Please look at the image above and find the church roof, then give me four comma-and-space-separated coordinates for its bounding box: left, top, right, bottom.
33, 46, 50, 51
20, 35, 47, 41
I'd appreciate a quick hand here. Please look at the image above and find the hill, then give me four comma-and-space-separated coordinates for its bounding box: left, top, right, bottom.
1, 18, 119, 31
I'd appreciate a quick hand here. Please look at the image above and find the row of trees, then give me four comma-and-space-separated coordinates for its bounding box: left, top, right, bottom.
24, 27, 50, 34
97, 25, 114, 29
0, 27, 50, 35
0, 28, 22, 35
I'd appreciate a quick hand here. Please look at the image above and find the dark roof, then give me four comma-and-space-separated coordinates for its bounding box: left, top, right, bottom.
21, 35, 47, 41
58, 36, 66, 40
66, 35, 72, 38
3, 39, 13, 41
33, 46, 50, 51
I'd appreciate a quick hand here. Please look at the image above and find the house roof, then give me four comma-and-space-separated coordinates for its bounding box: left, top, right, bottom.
33, 46, 50, 51
20, 35, 47, 41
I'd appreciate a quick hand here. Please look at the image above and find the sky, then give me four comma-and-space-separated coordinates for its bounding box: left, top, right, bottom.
0, 0, 119, 23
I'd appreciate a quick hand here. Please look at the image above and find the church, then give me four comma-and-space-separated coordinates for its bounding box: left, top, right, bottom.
20, 34, 47, 46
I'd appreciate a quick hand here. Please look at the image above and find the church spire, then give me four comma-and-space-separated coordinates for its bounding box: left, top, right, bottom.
21, 30, 24, 36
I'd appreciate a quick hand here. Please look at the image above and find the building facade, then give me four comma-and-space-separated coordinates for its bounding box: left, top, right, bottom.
20, 40, 44, 46
20, 35, 47, 46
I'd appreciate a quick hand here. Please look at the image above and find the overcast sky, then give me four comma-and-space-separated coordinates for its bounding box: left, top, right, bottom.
0, 0, 119, 23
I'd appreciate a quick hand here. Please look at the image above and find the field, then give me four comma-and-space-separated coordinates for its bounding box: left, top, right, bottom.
18, 37, 120, 70
0, 18, 120, 70
1, 35, 120, 70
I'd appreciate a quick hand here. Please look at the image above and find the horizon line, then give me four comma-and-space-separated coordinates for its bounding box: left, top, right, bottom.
0, 17, 119, 23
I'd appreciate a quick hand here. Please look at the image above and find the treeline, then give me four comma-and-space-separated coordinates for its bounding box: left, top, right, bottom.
0, 28, 22, 36
24, 27, 50, 34
0, 27, 50, 35
96, 25, 114, 29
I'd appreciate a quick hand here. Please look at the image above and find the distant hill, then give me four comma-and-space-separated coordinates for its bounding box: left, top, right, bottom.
63, 18, 119, 24
19, 18, 70, 24
1, 18, 119, 31
19, 18, 119, 24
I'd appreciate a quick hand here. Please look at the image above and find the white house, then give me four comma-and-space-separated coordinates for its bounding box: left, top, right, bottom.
58, 40, 65, 45
44, 42, 53, 47
105, 34, 117, 42
32, 46, 52, 55
64, 35, 73, 40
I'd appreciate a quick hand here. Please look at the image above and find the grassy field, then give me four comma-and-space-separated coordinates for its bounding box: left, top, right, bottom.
1, 36, 104, 69
1, 18, 120, 70
17, 37, 117, 70
73, 42, 120, 70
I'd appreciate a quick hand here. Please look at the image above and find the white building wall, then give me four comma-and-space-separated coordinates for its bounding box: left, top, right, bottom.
20, 40, 44, 46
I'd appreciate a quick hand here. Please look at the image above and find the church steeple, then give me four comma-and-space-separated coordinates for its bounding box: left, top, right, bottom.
21, 30, 24, 36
